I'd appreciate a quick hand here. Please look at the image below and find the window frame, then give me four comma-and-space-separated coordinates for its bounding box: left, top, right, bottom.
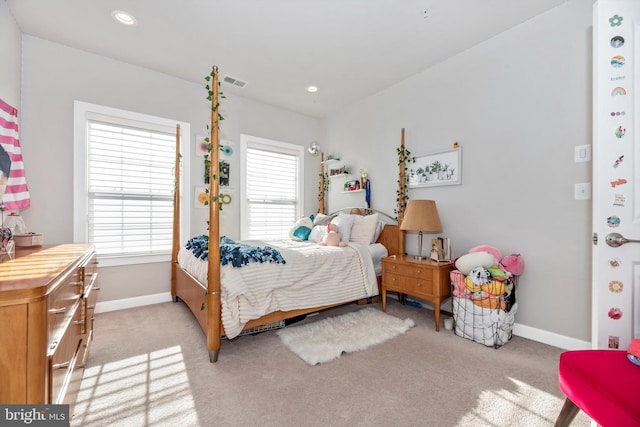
239, 134, 304, 240
73, 101, 190, 267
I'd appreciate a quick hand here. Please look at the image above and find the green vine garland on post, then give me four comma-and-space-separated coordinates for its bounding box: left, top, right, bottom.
394, 145, 415, 219
203, 69, 228, 213
318, 172, 329, 204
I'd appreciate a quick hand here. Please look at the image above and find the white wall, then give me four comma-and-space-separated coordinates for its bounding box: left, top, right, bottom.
0, 1, 21, 118
322, 0, 594, 345
19, 36, 321, 303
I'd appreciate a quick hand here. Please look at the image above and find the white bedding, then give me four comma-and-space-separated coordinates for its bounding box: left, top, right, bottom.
368, 243, 388, 275
178, 240, 381, 339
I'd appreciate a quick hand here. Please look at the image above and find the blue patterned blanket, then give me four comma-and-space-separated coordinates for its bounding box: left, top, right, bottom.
185, 235, 286, 268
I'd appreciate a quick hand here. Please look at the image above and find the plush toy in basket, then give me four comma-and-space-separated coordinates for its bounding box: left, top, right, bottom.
450, 245, 524, 348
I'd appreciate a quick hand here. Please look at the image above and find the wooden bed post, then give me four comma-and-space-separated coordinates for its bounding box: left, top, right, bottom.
171, 124, 181, 300
319, 152, 325, 214
207, 66, 222, 362
398, 128, 406, 255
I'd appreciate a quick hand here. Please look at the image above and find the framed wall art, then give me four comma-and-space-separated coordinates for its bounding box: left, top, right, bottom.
408, 147, 462, 188
195, 134, 209, 157
194, 186, 209, 208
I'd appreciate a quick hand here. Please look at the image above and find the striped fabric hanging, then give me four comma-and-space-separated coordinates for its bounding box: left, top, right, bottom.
0, 98, 30, 210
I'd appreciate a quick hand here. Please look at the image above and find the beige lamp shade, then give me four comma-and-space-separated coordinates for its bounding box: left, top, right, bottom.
400, 200, 442, 259
400, 200, 442, 233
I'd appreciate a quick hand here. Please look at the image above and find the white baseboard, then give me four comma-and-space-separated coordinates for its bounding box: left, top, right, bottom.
512, 323, 591, 351
95, 292, 173, 314
96, 292, 592, 350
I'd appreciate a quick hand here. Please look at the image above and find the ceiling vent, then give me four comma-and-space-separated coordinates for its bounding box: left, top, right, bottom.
222, 75, 247, 88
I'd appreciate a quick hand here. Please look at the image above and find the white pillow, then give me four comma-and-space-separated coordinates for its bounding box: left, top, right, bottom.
330, 213, 355, 243
373, 220, 385, 242
308, 225, 327, 243
313, 213, 335, 226
350, 213, 379, 245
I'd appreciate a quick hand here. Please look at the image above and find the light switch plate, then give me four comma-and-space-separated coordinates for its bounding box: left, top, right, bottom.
575, 182, 591, 200
575, 144, 591, 163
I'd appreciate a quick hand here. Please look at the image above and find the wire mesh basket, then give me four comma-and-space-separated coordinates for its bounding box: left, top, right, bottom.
450, 270, 518, 348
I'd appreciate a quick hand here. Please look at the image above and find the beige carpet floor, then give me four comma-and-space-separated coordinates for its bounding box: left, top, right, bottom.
71, 300, 591, 427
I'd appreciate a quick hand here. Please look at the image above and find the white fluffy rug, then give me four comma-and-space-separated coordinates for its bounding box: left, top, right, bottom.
276, 307, 415, 365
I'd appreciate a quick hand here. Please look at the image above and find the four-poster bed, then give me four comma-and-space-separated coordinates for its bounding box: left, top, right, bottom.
171, 66, 408, 362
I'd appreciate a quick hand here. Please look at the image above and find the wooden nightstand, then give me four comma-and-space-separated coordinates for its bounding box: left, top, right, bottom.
381, 255, 453, 331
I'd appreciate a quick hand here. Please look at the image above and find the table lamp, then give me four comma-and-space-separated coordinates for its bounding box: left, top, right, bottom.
400, 200, 442, 259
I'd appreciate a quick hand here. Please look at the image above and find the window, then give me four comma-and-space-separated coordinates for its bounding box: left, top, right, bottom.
240, 135, 303, 240
73, 101, 190, 266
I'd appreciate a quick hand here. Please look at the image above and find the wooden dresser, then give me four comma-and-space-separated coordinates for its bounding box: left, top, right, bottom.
0, 244, 98, 412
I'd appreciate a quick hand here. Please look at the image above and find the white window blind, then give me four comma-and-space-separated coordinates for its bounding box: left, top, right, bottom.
242, 136, 303, 240
86, 120, 175, 258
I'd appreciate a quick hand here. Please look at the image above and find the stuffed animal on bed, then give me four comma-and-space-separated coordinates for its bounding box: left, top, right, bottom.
319, 223, 347, 247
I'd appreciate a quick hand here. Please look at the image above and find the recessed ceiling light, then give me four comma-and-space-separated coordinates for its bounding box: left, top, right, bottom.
306, 85, 319, 93
112, 10, 137, 26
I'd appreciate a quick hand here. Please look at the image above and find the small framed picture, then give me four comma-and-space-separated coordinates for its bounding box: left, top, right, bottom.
345, 179, 360, 191
408, 147, 462, 188
220, 140, 235, 157
194, 186, 209, 208
219, 161, 230, 187
195, 134, 209, 157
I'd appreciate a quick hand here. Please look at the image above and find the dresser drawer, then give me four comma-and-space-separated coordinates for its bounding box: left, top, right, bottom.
384, 261, 434, 280
80, 254, 99, 294
78, 280, 99, 366
384, 272, 435, 296
49, 301, 82, 404
47, 274, 83, 351
79, 272, 99, 335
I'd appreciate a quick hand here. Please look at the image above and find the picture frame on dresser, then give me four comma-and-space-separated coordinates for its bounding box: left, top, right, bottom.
408, 147, 462, 188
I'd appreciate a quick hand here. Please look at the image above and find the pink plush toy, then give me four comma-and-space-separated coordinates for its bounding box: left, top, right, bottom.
500, 253, 525, 276
469, 245, 503, 262
319, 223, 347, 247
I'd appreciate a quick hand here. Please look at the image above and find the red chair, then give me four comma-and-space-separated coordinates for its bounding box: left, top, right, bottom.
555, 349, 640, 426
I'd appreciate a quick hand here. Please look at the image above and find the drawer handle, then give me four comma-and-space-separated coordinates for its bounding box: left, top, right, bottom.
71, 281, 83, 286
417, 283, 422, 287
391, 265, 397, 269
86, 272, 95, 276
48, 307, 66, 314
53, 361, 70, 370
73, 319, 85, 326
416, 269, 422, 273
88, 305, 96, 310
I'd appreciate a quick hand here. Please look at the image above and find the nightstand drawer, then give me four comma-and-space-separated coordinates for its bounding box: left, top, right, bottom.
384, 272, 434, 296
384, 262, 434, 280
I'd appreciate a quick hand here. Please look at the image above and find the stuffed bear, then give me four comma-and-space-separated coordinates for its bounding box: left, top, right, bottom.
319, 223, 347, 247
